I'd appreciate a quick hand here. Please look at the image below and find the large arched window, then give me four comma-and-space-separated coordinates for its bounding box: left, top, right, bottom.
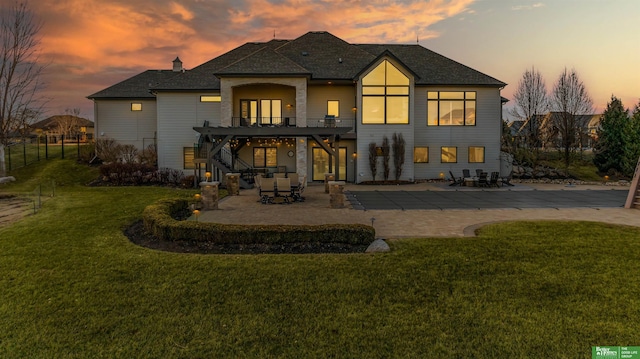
362, 60, 409, 124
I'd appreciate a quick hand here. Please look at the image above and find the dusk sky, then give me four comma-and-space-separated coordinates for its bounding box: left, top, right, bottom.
19, 0, 640, 121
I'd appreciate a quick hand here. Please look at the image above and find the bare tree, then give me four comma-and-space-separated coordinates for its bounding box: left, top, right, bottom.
0, 2, 45, 176
56, 107, 82, 139
381, 135, 390, 180
511, 67, 547, 161
392, 132, 405, 180
368, 142, 378, 181
547, 68, 593, 168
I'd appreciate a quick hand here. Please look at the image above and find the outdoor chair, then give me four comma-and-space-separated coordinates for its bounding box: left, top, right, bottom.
476, 169, 484, 177
449, 171, 464, 186
273, 173, 286, 179
276, 177, 292, 203
259, 178, 275, 204
489, 171, 500, 187
463, 169, 471, 178
288, 173, 299, 188
477, 172, 489, 187
292, 175, 306, 202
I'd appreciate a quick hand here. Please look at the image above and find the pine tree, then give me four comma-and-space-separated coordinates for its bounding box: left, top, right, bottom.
623, 102, 640, 177
593, 96, 628, 175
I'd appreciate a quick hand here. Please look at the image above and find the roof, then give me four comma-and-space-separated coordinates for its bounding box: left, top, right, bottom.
89, 31, 506, 98
31, 115, 94, 130
87, 70, 177, 99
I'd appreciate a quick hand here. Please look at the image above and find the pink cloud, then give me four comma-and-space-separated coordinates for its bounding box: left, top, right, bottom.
30, 0, 475, 117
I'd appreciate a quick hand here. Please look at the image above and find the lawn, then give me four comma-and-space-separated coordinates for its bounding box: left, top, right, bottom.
1, 159, 639, 358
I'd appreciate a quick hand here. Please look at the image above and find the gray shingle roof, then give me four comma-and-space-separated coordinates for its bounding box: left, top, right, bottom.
31, 115, 94, 130
89, 31, 505, 98
356, 44, 505, 86
87, 70, 176, 99
215, 46, 310, 76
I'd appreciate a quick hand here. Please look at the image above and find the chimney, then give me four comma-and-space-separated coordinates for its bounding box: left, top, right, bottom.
172, 57, 183, 72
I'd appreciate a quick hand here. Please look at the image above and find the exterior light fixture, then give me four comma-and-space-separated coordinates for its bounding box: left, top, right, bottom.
205, 172, 211, 182
193, 209, 200, 222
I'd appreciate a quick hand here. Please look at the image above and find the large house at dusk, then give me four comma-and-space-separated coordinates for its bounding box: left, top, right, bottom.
87, 31, 506, 186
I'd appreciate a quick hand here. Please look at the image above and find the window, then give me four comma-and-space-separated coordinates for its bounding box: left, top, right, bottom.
201, 95, 221, 102
362, 60, 409, 124
414, 147, 429, 163
327, 100, 339, 117
260, 99, 281, 125
427, 92, 476, 126
441, 147, 457, 163
183, 147, 195, 169
468, 146, 485, 163
253, 147, 277, 167
131, 103, 142, 111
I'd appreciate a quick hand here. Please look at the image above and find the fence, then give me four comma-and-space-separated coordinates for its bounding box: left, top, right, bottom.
4, 135, 93, 171
28, 180, 56, 214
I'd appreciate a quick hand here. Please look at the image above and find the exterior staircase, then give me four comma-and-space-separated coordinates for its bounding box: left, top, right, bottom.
212, 147, 254, 189
625, 156, 640, 209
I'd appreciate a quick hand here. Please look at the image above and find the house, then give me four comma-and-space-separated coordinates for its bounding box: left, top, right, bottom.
539, 112, 602, 150
88, 31, 506, 185
30, 115, 95, 143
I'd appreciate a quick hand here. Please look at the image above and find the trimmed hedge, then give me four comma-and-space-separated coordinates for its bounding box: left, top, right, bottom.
142, 198, 376, 245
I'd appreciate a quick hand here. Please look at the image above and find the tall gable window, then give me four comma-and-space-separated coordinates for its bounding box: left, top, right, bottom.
362, 60, 409, 124
427, 91, 476, 126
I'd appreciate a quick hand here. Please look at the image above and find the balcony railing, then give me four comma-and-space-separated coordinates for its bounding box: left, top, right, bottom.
232, 117, 296, 127
230, 117, 354, 130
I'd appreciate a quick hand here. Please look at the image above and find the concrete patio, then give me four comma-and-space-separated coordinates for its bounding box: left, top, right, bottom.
196, 182, 640, 238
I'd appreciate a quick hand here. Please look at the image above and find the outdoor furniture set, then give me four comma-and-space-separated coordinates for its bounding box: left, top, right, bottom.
449, 169, 513, 187
255, 173, 306, 204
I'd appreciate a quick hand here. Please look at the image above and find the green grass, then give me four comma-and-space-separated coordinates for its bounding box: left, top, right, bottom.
538, 151, 604, 181
1, 160, 639, 358
4, 141, 88, 172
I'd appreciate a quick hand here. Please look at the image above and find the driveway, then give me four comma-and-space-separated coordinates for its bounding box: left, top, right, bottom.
345, 189, 627, 210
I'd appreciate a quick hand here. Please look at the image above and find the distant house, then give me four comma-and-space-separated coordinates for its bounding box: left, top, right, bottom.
30, 115, 95, 143
539, 112, 602, 149
88, 31, 507, 184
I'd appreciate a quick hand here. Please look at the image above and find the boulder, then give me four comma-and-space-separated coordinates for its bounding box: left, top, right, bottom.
365, 238, 390, 253
0, 176, 16, 184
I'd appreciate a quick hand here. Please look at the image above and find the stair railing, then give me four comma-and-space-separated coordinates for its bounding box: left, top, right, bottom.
624, 156, 640, 209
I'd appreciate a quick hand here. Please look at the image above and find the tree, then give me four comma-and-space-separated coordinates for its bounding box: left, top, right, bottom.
0, 2, 45, 176
56, 108, 82, 139
593, 96, 628, 175
392, 132, 405, 181
381, 135, 390, 180
511, 67, 547, 160
623, 102, 640, 176
368, 142, 377, 181
547, 68, 593, 168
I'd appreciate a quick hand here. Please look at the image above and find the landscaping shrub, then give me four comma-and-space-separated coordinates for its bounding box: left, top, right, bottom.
143, 198, 376, 245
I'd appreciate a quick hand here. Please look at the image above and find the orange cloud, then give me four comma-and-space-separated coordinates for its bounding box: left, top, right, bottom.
30, 0, 475, 117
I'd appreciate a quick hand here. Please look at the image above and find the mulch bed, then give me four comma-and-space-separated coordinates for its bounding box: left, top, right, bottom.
124, 220, 369, 254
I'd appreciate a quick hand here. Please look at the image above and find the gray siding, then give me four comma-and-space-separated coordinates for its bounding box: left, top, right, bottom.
94, 99, 156, 149
412, 87, 502, 180
156, 92, 221, 170
307, 85, 356, 121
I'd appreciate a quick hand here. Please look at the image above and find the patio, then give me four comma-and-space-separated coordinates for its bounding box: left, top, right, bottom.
196, 182, 639, 238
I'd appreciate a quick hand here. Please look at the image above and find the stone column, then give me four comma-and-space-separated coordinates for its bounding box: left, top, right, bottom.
200, 181, 219, 210
226, 173, 240, 195
328, 181, 345, 208
324, 173, 335, 193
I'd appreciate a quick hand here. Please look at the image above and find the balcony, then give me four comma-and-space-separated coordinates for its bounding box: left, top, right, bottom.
231, 117, 355, 130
